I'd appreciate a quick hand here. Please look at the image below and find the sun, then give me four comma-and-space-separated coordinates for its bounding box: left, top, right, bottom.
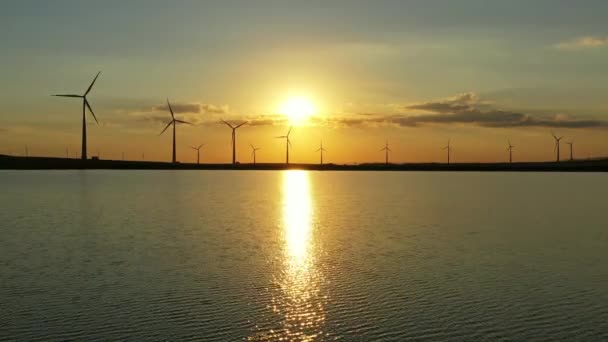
279, 96, 316, 124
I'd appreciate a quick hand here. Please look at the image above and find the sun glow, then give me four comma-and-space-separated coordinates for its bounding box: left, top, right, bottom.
279, 96, 316, 124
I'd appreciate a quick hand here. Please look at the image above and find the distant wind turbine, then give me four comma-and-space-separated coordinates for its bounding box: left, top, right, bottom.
316, 140, 327, 165
250, 144, 261, 165
566, 139, 574, 161
275, 127, 293, 165
191, 143, 204, 164
551, 132, 563, 162
65, 147, 69, 159
380, 140, 391, 165
507, 140, 515, 163
160, 99, 193, 163
52, 71, 101, 160
442, 139, 452, 165
222, 120, 246, 165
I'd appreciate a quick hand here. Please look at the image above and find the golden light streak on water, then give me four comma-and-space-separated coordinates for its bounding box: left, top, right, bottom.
250, 170, 327, 341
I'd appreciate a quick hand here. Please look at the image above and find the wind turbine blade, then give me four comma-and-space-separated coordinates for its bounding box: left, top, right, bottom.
235, 122, 247, 129
167, 99, 175, 119
84, 99, 99, 124
316, 148, 321, 152
52, 94, 82, 98
175, 119, 193, 125
159, 121, 172, 135
287, 127, 292, 136
199, 144, 204, 149
84, 71, 101, 96
221, 119, 234, 129
288, 139, 292, 147
275, 136, 286, 139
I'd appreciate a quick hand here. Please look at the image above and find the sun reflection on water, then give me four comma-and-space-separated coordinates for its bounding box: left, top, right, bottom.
250, 170, 326, 341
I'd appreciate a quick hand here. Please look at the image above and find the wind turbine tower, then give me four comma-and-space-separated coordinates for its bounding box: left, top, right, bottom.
316, 141, 327, 165
222, 120, 246, 165
443, 139, 452, 165
52, 71, 101, 160
552, 133, 563, 162
275, 127, 293, 165
250, 144, 261, 165
380, 141, 391, 165
507, 140, 515, 163
191, 144, 204, 164
566, 139, 574, 161
159, 99, 193, 163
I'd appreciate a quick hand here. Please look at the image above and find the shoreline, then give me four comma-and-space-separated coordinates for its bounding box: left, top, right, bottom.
1, 155, 607, 172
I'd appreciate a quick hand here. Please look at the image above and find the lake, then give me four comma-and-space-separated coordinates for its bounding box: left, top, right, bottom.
1, 170, 607, 341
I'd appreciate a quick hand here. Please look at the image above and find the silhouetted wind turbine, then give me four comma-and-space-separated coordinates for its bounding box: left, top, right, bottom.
276, 127, 293, 165
65, 147, 69, 159
52, 71, 101, 160
551, 132, 563, 162
566, 139, 574, 161
250, 144, 261, 165
191, 143, 204, 164
380, 141, 391, 165
160, 99, 193, 163
222, 120, 246, 165
316, 141, 327, 165
24, 145, 29, 157
442, 139, 452, 165
507, 140, 515, 163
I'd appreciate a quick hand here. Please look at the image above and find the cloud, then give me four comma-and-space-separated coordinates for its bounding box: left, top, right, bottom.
201, 104, 229, 114
151, 102, 229, 115
121, 94, 608, 130
331, 92, 608, 129
555, 36, 608, 50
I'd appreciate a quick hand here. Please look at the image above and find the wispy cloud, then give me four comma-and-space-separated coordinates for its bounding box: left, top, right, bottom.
152, 102, 229, 115
555, 36, 608, 50
119, 94, 608, 130
127, 101, 230, 126
331, 92, 608, 129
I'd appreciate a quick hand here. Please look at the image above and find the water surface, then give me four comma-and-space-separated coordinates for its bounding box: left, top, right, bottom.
1, 171, 607, 341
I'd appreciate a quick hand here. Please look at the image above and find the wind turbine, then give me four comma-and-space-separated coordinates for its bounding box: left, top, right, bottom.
222, 120, 246, 165
159, 99, 193, 163
442, 139, 452, 165
250, 144, 261, 165
52, 71, 101, 160
275, 127, 293, 165
507, 140, 515, 163
380, 140, 391, 165
316, 140, 327, 165
566, 139, 575, 161
24, 145, 28, 157
191, 143, 204, 164
551, 132, 563, 162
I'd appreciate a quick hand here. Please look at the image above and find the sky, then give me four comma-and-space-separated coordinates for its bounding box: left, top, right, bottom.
1, 0, 607, 163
